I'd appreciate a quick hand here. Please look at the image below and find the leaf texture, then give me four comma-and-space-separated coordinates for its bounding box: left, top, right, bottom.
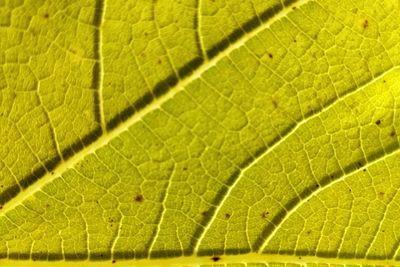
0, 0, 400, 264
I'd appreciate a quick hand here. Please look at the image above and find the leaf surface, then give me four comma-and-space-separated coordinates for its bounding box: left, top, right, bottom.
1, 0, 400, 265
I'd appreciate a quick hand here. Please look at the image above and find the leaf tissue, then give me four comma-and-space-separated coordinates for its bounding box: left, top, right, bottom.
0, 0, 400, 266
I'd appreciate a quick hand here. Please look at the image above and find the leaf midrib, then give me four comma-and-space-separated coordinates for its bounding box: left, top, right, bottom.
0, 253, 399, 266
0, 0, 309, 214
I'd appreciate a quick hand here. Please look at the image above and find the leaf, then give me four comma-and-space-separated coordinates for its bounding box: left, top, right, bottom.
0, 0, 400, 265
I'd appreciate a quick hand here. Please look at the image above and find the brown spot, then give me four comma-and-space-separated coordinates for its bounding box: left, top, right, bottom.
272, 100, 278, 109
51, 172, 54, 175
144, 32, 148, 36
225, 213, 231, 219
43, 13, 49, 19
292, 6, 297, 10
375, 119, 381, 125
201, 211, 208, 216
112, 260, 116, 264
293, 39, 297, 43
315, 184, 319, 188
183, 167, 188, 171
158, 59, 162, 64
363, 169, 366, 172
211, 256, 220, 262
299, 257, 302, 260
349, 189, 352, 192
268, 53, 273, 59
135, 194, 144, 203
383, 80, 386, 83
363, 19, 368, 29
307, 230, 311, 234
391, 130, 396, 137
0, 205, 2, 210
261, 211, 269, 219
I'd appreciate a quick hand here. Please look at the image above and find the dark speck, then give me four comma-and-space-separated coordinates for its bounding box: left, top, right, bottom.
112, 260, 116, 264
211, 256, 220, 262
135, 194, 144, 203
391, 131, 396, 137
292, 6, 297, 10
268, 53, 273, 59
44, 13, 49, 19
158, 59, 162, 64
225, 213, 231, 219
261, 211, 269, 219
375, 119, 381, 125
363, 19, 368, 29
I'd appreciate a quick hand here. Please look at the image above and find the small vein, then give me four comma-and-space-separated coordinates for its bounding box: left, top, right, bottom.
95, 0, 107, 133
195, 0, 207, 60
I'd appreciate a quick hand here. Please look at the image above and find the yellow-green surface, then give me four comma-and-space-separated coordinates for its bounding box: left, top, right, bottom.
0, 0, 400, 265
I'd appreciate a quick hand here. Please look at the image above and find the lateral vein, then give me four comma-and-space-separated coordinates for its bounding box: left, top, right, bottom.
0, 0, 310, 214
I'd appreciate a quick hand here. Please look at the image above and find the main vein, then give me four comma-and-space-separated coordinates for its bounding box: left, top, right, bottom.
0, 0, 309, 214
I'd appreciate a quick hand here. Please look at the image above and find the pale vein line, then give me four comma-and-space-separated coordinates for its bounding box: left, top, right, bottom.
364, 161, 399, 258
334, 181, 354, 255
257, 72, 400, 252
392, 224, 400, 259
195, 64, 400, 254
0, 0, 310, 215
37, 80, 64, 161
110, 203, 123, 258
196, 0, 207, 60
146, 167, 175, 257
98, 0, 107, 133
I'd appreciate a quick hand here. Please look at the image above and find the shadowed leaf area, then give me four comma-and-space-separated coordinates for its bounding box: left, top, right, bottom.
1, 0, 400, 265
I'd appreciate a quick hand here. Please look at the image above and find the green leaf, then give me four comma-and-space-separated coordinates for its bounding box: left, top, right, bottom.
1, 0, 400, 265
